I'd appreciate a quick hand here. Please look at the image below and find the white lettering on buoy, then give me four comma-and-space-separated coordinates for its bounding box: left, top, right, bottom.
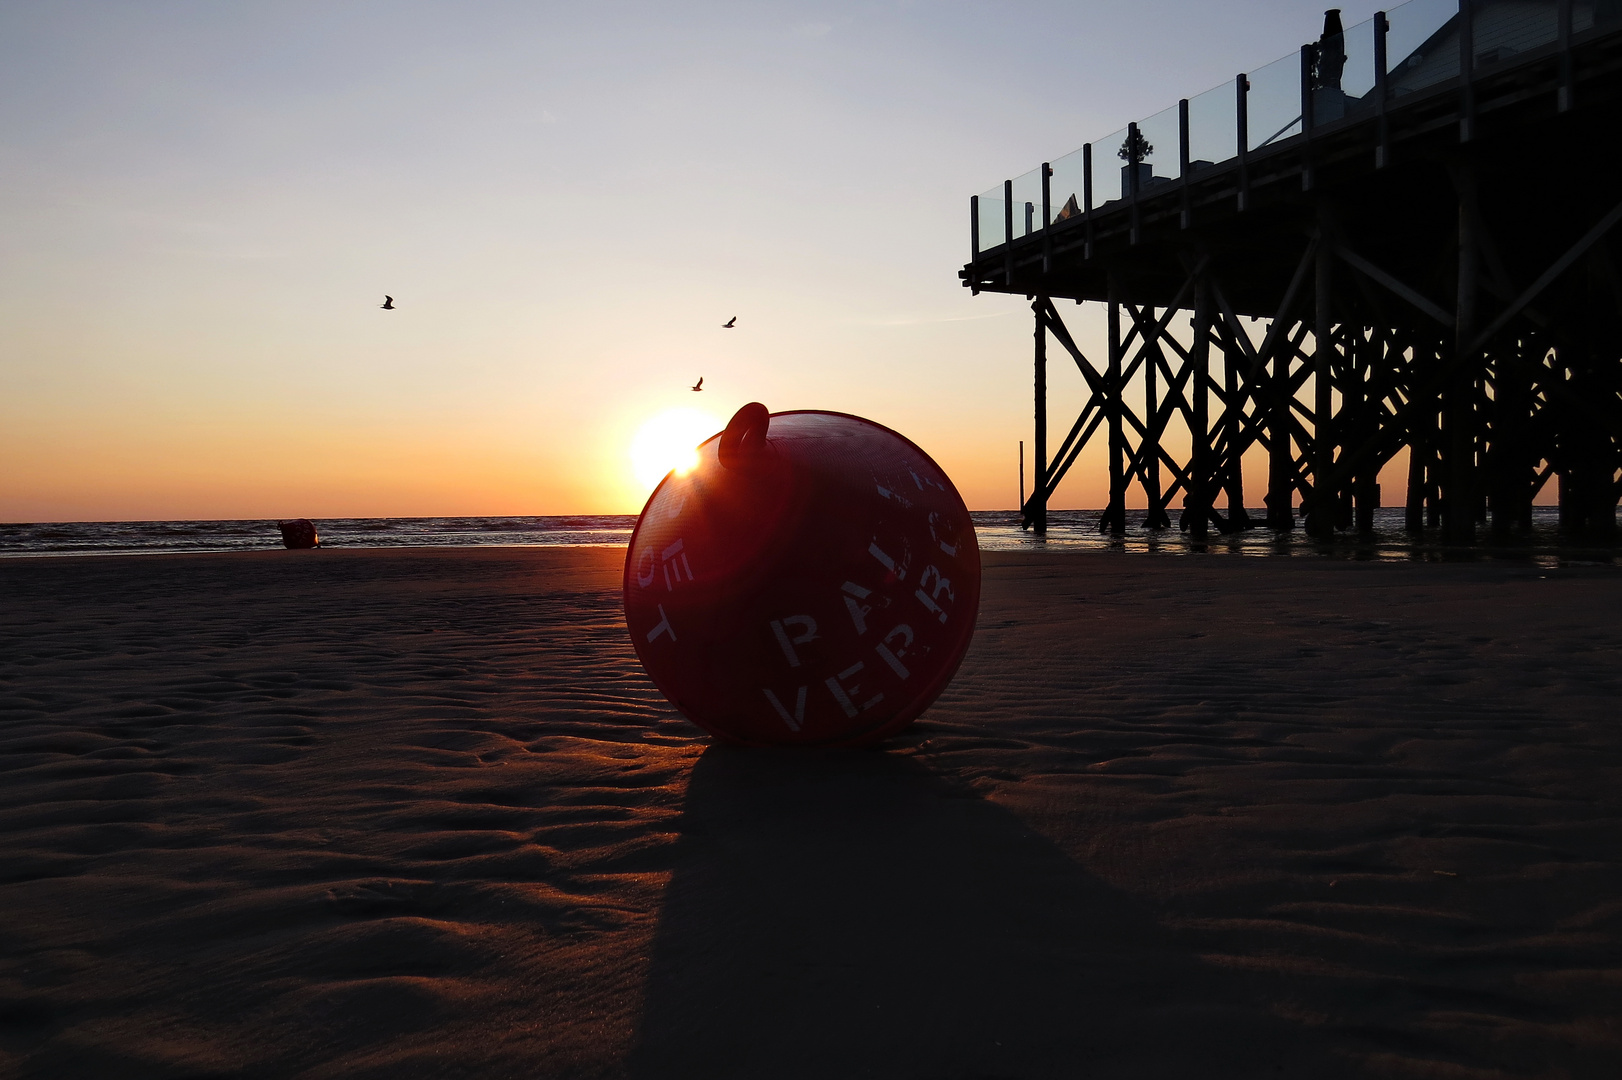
875, 624, 914, 679
868, 542, 905, 582
660, 539, 694, 590
909, 469, 945, 493
636, 549, 657, 588
770, 615, 819, 667
646, 604, 677, 643
824, 661, 882, 718
841, 581, 873, 635
875, 484, 913, 508
914, 565, 953, 623
762, 686, 807, 731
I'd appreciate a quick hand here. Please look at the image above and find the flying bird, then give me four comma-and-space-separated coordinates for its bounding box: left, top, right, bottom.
722, 316, 736, 328
691, 377, 704, 392
381, 296, 395, 310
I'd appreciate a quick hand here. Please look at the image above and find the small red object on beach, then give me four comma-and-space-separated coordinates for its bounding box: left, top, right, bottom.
624, 403, 980, 747
278, 519, 319, 549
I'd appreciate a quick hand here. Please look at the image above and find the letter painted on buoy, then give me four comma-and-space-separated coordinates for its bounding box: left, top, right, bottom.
646, 604, 677, 643
660, 540, 694, 590
914, 565, 953, 623
824, 661, 882, 718
770, 615, 818, 667
841, 581, 874, 635
874, 624, 914, 679
762, 686, 807, 731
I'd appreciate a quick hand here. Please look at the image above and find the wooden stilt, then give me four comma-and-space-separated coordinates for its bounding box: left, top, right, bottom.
1309, 214, 1337, 538
1446, 159, 1480, 545
1268, 319, 1296, 530
1031, 299, 1049, 534
1189, 275, 1213, 541
1103, 282, 1127, 535
1142, 305, 1168, 529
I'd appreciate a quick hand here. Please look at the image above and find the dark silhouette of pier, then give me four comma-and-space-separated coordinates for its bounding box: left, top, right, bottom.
965, 1, 1622, 545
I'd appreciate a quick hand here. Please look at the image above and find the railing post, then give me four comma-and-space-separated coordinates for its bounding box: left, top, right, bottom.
1300, 43, 1317, 190
1374, 11, 1389, 168
1082, 143, 1094, 258
970, 195, 980, 261
1178, 98, 1191, 230
1041, 162, 1052, 273
1003, 178, 1014, 286
1127, 121, 1142, 244
1236, 74, 1249, 211
1459, 0, 1475, 142
1558, 0, 1574, 112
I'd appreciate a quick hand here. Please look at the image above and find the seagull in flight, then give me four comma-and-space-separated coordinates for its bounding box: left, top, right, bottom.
381, 295, 395, 310
691, 377, 704, 392
722, 316, 736, 328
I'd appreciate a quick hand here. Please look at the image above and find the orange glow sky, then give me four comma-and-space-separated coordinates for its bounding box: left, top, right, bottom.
1, 2, 1394, 521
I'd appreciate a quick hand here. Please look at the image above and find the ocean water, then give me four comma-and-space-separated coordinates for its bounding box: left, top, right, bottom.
0, 516, 637, 558
0, 507, 1611, 562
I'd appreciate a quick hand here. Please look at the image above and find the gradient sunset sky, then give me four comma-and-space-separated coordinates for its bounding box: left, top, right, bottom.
1, 1, 1390, 521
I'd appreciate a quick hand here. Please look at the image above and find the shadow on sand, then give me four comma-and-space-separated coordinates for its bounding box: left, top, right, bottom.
629, 746, 1344, 1079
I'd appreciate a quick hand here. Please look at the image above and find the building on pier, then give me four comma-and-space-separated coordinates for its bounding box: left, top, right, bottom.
963, 1, 1622, 543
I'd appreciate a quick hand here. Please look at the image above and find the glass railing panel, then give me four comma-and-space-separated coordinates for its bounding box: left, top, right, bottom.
1048, 146, 1088, 225
1091, 126, 1130, 205
975, 196, 1006, 254
1386, 0, 1462, 96
1474, 0, 1560, 67
1247, 50, 1302, 151
1186, 79, 1238, 170
1008, 165, 1044, 238
1134, 102, 1181, 191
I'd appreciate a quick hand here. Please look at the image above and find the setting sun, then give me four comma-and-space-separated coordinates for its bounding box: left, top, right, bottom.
629, 408, 724, 494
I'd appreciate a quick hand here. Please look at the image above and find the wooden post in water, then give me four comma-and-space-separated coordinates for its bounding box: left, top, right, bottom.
1032, 299, 1049, 534
1103, 280, 1127, 534
1446, 158, 1480, 545
1405, 371, 1429, 534
1223, 319, 1250, 528
1354, 326, 1380, 532
1309, 209, 1337, 538
1189, 276, 1213, 540
1018, 440, 1025, 524
1268, 320, 1296, 530
1143, 306, 1166, 528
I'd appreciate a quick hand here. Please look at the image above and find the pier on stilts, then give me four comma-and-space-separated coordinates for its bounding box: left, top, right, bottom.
965, 1, 1622, 545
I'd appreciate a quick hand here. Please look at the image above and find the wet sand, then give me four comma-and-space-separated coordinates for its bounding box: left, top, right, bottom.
2, 547, 1619, 1078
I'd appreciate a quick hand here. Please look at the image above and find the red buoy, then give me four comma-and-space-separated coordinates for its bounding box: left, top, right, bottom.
624, 404, 980, 747
278, 519, 319, 549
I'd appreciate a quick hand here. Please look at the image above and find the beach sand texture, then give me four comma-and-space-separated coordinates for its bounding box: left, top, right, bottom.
2, 547, 1620, 1078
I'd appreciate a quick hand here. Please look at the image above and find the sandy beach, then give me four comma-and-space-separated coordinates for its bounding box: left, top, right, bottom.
3, 546, 1620, 1078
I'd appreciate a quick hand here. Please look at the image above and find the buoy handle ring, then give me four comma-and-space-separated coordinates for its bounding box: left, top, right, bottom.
718, 402, 770, 469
